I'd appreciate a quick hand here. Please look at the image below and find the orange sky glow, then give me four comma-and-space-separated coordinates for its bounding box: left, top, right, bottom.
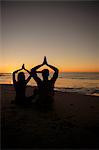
1, 1, 99, 73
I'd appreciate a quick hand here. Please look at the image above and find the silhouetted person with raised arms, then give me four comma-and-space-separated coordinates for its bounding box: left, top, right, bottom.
31, 56, 59, 105
13, 64, 32, 104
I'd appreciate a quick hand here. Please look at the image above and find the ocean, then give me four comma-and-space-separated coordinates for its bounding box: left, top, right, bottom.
0, 72, 99, 96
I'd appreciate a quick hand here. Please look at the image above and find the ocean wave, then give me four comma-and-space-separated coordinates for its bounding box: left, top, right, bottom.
0, 73, 11, 76
58, 72, 99, 80
55, 87, 99, 96
0, 72, 99, 96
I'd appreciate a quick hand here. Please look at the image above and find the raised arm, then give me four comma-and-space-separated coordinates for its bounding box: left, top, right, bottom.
47, 63, 59, 73
25, 75, 31, 84
31, 63, 44, 83
22, 64, 31, 84
31, 63, 44, 72
47, 63, 59, 80
45, 56, 59, 82
22, 64, 30, 74
13, 68, 22, 84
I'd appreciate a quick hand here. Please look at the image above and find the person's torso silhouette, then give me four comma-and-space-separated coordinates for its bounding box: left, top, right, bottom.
31, 57, 59, 103
13, 64, 31, 104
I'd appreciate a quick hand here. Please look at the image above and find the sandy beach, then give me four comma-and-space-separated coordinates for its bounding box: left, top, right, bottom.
1, 84, 99, 149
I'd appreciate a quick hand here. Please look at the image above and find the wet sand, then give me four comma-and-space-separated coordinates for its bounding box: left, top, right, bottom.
1, 84, 99, 149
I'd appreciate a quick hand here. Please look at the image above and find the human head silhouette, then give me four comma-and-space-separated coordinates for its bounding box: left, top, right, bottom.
42, 69, 49, 80
18, 72, 25, 82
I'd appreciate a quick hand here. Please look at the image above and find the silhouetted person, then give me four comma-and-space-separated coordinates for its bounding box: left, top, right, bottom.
13, 64, 32, 104
31, 56, 59, 105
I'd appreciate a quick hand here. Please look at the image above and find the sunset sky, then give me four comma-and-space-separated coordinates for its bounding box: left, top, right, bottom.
1, 1, 99, 73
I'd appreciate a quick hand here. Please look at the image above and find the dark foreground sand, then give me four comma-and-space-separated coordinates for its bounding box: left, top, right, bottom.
1, 84, 99, 149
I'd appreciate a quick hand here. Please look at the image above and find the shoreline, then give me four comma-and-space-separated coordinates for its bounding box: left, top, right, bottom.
0, 83, 99, 97
1, 84, 99, 148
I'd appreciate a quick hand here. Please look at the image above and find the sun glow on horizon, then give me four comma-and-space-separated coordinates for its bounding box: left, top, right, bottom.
0, 65, 99, 73
1, 1, 99, 74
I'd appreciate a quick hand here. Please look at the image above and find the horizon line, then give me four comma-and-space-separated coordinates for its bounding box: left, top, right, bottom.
0, 71, 99, 74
